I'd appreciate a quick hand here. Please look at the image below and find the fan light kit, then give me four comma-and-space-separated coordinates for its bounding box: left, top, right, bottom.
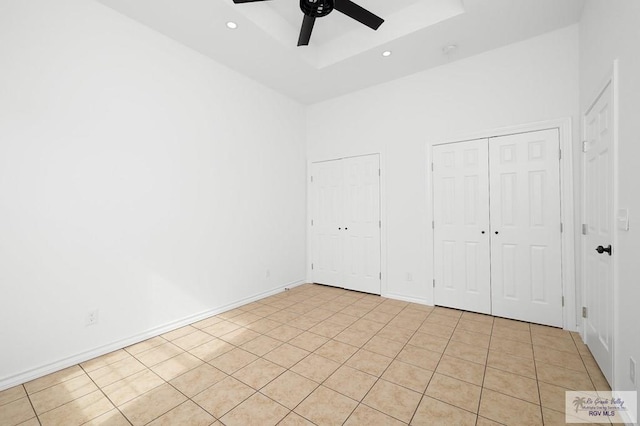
232, 0, 384, 47
226, 21, 238, 29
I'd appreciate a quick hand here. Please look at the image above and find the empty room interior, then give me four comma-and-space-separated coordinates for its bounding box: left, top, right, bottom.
1, 0, 639, 425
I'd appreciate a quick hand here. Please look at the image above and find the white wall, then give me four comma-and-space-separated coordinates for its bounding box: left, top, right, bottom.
0, 0, 306, 388
307, 26, 580, 304
580, 0, 640, 405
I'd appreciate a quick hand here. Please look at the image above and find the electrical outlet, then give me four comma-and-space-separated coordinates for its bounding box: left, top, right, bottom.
284, 287, 290, 292
86, 309, 99, 326
631, 357, 636, 385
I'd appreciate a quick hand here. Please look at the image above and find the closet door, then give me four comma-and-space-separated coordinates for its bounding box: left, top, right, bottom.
433, 140, 491, 314
311, 155, 381, 294
489, 129, 563, 327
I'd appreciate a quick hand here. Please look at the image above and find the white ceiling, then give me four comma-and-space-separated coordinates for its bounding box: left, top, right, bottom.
95, 0, 585, 104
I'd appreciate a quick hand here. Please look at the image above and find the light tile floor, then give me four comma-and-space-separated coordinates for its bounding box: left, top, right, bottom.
0, 284, 612, 425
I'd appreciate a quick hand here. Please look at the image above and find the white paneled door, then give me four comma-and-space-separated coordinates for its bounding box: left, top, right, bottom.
489, 129, 563, 327
433, 139, 492, 314
583, 82, 614, 385
433, 129, 563, 326
311, 154, 381, 295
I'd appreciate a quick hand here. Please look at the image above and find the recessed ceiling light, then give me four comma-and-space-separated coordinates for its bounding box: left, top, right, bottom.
226, 21, 238, 30
382, 50, 392, 57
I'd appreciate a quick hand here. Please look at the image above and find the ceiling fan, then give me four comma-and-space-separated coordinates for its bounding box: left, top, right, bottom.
232, 0, 384, 47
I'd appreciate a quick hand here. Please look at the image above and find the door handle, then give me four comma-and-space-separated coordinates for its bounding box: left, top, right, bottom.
595, 245, 612, 256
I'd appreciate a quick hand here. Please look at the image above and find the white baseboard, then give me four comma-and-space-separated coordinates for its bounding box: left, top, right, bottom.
0, 280, 305, 392
382, 292, 433, 307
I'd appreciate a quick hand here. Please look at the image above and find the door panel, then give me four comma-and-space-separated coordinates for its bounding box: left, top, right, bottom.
584, 83, 614, 385
433, 139, 491, 314
489, 129, 563, 327
311, 155, 381, 294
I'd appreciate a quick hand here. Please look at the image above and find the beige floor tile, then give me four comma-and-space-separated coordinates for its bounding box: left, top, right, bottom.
0, 397, 35, 426
240, 335, 282, 357
289, 315, 322, 330
87, 356, 147, 388
218, 327, 261, 346
363, 379, 422, 423
308, 320, 347, 338
411, 396, 477, 426
201, 320, 242, 337
433, 307, 463, 318
0, 385, 26, 406
83, 408, 131, 425
345, 404, 405, 425
587, 366, 611, 391
135, 342, 184, 367
291, 353, 340, 383
15, 417, 40, 426
268, 310, 299, 323
217, 308, 246, 320
418, 322, 455, 339
162, 325, 198, 341
351, 318, 385, 334
536, 362, 594, 390
382, 360, 433, 393
451, 329, 491, 348
483, 367, 540, 404
288, 331, 329, 352
189, 338, 235, 362
444, 341, 488, 365
371, 326, 411, 345
146, 400, 215, 426
101, 369, 165, 406
425, 373, 482, 413
191, 316, 224, 330
388, 317, 423, 331
538, 381, 572, 413
314, 340, 359, 363
193, 376, 255, 418
244, 317, 281, 333
24, 365, 85, 394
478, 389, 543, 426
324, 366, 377, 401
341, 305, 372, 318
534, 346, 586, 372
120, 383, 186, 426
461, 311, 494, 324
263, 343, 310, 369
532, 334, 579, 354
172, 330, 215, 351
363, 336, 404, 358
208, 348, 258, 374
220, 393, 288, 426
170, 364, 227, 397
476, 416, 507, 426
397, 345, 442, 370
325, 313, 359, 327
423, 314, 459, 328
361, 310, 396, 325
345, 349, 393, 377
80, 350, 131, 373
530, 324, 573, 339
487, 350, 536, 378
278, 412, 314, 425
150, 352, 203, 381
265, 324, 304, 342
228, 312, 262, 327
295, 386, 358, 425
408, 331, 449, 353
39, 390, 114, 426
30, 373, 98, 415
233, 358, 286, 390
457, 319, 493, 335
125, 336, 167, 356
491, 325, 532, 344
307, 308, 335, 321
334, 327, 374, 347
489, 336, 534, 359
261, 371, 318, 410
436, 355, 485, 386
493, 317, 531, 332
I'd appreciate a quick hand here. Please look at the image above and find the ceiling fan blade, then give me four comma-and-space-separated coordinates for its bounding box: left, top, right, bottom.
232, 0, 270, 3
297, 15, 316, 46
334, 0, 383, 30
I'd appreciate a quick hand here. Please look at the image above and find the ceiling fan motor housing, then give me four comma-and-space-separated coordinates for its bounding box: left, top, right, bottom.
300, 0, 334, 17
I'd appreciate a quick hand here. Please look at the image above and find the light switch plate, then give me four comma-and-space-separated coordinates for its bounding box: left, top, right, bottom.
617, 209, 630, 231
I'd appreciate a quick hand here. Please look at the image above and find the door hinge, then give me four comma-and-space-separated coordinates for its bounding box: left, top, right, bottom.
379, 169, 381, 176
432, 220, 435, 229
310, 175, 314, 183
582, 141, 589, 153
311, 263, 314, 270
560, 223, 563, 233
582, 307, 588, 318
562, 296, 565, 307
431, 162, 434, 172
311, 219, 314, 226
559, 149, 562, 160
379, 272, 382, 280
433, 279, 436, 288
379, 220, 381, 228
582, 224, 588, 235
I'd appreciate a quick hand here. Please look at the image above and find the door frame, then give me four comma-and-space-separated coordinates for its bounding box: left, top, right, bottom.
306, 153, 386, 294
429, 118, 576, 331
581, 61, 619, 388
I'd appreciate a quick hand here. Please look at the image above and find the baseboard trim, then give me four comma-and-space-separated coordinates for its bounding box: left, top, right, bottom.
0, 280, 305, 392
382, 292, 433, 306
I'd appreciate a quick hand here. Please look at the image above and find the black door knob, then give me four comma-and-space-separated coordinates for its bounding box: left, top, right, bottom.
595, 245, 612, 256
481, 231, 485, 234
494, 231, 499, 235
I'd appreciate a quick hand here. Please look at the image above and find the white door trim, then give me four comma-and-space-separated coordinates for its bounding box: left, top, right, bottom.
429, 118, 576, 331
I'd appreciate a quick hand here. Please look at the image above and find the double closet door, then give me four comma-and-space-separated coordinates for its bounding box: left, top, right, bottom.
433, 129, 563, 327
310, 154, 381, 295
